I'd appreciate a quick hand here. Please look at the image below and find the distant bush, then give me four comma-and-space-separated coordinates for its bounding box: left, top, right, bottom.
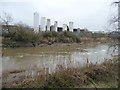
12, 29, 43, 46
13, 29, 32, 42
41, 31, 81, 43
59, 31, 81, 43
62, 31, 75, 38
3, 26, 81, 47
42, 31, 52, 38
42, 31, 59, 38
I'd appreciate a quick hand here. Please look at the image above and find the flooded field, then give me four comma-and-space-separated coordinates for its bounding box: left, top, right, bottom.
1, 43, 118, 86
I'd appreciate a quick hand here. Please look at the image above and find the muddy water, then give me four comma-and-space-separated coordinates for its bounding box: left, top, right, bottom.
1, 43, 118, 85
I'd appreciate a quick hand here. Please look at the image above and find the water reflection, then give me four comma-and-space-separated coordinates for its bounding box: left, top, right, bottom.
2, 44, 118, 78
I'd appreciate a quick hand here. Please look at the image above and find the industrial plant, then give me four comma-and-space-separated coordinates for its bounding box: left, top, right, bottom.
34, 12, 76, 33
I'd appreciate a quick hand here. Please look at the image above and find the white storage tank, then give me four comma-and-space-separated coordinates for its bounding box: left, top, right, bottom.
46, 19, 51, 31
77, 28, 80, 33
54, 21, 58, 32
34, 12, 39, 33
69, 22, 73, 32
63, 24, 67, 31
50, 25, 55, 31
40, 17, 46, 31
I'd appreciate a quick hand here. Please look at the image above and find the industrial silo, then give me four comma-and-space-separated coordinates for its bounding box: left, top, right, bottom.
69, 22, 73, 32
54, 21, 58, 32
34, 12, 39, 33
40, 17, 46, 31
46, 19, 51, 31
62, 24, 67, 31
50, 25, 55, 31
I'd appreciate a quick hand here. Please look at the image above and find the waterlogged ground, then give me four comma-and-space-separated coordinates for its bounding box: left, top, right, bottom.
1, 43, 118, 87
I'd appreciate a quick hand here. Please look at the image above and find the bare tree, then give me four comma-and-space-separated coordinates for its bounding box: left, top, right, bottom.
108, 1, 120, 51
0, 12, 13, 36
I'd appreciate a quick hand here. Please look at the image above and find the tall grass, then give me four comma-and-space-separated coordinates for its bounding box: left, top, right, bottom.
7, 56, 118, 88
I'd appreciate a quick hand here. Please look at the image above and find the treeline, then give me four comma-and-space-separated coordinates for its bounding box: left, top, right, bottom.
2, 24, 113, 47
2, 25, 81, 47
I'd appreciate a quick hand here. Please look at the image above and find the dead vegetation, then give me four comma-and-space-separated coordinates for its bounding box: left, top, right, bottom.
7, 56, 118, 88
42, 56, 118, 88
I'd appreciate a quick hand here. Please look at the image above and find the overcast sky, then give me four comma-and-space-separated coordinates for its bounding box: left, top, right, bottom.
0, 0, 117, 31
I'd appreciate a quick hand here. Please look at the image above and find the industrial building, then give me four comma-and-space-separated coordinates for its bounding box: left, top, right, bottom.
33, 12, 80, 33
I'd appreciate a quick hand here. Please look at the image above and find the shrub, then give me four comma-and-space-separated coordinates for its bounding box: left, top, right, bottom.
42, 31, 52, 38
3, 27, 81, 47
13, 29, 33, 42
